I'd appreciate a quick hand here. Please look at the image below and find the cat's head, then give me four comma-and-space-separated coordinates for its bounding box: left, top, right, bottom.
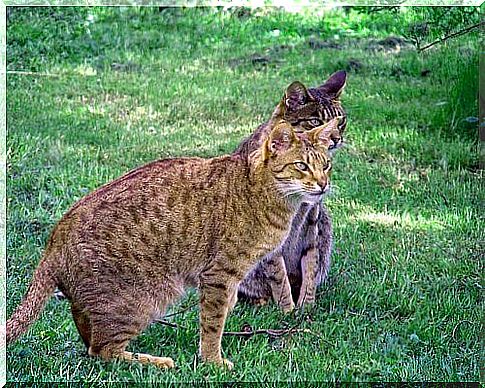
273, 71, 347, 154
261, 118, 338, 203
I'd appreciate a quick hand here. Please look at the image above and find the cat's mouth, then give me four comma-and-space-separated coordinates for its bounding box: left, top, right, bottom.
305, 186, 329, 200
308, 191, 324, 197
304, 190, 326, 202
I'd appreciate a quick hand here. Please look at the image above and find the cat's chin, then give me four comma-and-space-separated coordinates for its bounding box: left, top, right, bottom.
302, 192, 325, 204
328, 140, 345, 157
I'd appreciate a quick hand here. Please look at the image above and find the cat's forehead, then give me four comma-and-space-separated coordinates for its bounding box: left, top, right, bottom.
295, 132, 312, 143
308, 88, 334, 104
283, 93, 334, 124
284, 101, 318, 119
296, 134, 327, 157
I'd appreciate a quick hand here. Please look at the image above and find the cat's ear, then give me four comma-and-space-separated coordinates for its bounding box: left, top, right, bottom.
309, 118, 340, 148
271, 99, 286, 121
284, 81, 312, 111
263, 124, 297, 160
317, 70, 346, 100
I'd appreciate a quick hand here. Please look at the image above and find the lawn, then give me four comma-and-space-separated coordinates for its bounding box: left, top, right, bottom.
5, 6, 481, 383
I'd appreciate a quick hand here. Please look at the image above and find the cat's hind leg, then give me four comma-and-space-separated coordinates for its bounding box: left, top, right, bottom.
71, 302, 92, 349
86, 301, 174, 369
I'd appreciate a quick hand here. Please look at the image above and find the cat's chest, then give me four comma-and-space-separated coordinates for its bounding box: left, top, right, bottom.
243, 217, 292, 257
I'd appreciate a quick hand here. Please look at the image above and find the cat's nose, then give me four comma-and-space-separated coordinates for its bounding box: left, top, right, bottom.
318, 182, 330, 193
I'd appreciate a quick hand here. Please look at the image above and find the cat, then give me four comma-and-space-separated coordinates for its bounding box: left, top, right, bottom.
6, 110, 339, 369
237, 71, 347, 310
51, 71, 348, 306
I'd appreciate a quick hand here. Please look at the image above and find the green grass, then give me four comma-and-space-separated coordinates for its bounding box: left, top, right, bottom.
6, 7, 481, 383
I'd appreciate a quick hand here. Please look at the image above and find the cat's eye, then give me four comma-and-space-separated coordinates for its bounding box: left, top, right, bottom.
308, 118, 322, 126
294, 162, 309, 171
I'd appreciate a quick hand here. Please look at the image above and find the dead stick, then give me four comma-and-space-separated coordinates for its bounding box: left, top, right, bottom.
223, 327, 315, 338
6, 70, 61, 77
154, 319, 179, 329
155, 318, 333, 345
163, 301, 198, 319
418, 21, 485, 52
155, 320, 309, 338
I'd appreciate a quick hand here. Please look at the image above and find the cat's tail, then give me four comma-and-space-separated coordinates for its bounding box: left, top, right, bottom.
6, 253, 59, 344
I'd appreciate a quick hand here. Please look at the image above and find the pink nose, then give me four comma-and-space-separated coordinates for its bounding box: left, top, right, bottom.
319, 181, 329, 193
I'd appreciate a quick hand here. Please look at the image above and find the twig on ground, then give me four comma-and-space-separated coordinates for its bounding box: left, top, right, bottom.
153, 319, 179, 329
6, 70, 62, 77
154, 295, 331, 344
155, 316, 333, 347
223, 327, 311, 338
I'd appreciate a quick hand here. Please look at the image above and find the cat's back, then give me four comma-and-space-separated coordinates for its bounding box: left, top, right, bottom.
48, 154, 245, 249
64, 156, 231, 216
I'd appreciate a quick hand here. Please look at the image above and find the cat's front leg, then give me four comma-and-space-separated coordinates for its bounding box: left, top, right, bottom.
297, 205, 320, 307
198, 272, 238, 369
297, 247, 318, 306
265, 253, 295, 313
228, 282, 239, 311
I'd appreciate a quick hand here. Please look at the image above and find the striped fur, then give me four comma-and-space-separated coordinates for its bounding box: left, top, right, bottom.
6, 109, 336, 369
237, 71, 347, 308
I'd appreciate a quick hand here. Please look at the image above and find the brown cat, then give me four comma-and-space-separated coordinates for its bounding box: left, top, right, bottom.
237, 71, 347, 310
6, 111, 338, 369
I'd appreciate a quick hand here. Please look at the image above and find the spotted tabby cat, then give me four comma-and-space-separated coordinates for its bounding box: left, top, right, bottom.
6, 108, 338, 369
237, 70, 347, 310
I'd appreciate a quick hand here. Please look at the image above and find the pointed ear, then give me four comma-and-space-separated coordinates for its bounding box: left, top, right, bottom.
263, 123, 297, 160
271, 99, 286, 121
317, 70, 346, 100
284, 81, 312, 111
308, 118, 340, 148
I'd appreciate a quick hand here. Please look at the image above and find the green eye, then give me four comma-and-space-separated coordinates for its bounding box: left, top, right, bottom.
294, 162, 309, 171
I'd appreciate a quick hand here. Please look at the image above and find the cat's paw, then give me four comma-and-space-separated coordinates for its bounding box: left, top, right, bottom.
296, 297, 315, 308
221, 358, 234, 370
281, 300, 295, 313
253, 298, 269, 306
152, 356, 175, 369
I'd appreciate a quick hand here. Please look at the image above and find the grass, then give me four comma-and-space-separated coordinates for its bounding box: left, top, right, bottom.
6, 6, 481, 383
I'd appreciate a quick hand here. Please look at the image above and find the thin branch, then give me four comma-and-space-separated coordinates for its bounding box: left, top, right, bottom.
154, 299, 333, 345
163, 301, 198, 319
223, 327, 312, 338
418, 21, 484, 52
153, 319, 179, 329
6, 70, 62, 77
154, 317, 328, 343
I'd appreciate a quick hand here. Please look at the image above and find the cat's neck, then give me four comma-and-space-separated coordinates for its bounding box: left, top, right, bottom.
245, 153, 298, 216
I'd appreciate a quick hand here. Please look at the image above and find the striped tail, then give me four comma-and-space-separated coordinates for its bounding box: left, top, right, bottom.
6, 254, 58, 344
